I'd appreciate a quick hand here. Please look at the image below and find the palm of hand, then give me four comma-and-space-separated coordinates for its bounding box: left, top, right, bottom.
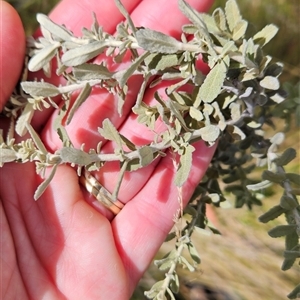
0, 0, 214, 299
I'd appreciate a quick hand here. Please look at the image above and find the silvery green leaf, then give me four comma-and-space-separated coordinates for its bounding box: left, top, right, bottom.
265, 62, 284, 77
120, 135, 136, 151
62, 41, 107, 66
287, 284, 300, 299
276, 148, 296, 166
283, 250, 300, 260
225, 0, 242, 32
59, 147, 93, 165
258, 205, 285, 223
136, 28, 183, 54
0, 149, 17, 165
247, 180, 272, 191
182, 24, 198, 34
28, 42, 60, 72
166, 77, 190, 95
199, 125, 220, 143
198, 60, 227, 104
286, 173, 300, 186
228, 125, 246, 140
229, 102, 241, 121
253, 24, 278, 46
187, 242, 201, 264
26, 124, 48, 154
16, 103, 34, 136
260, 76, 280, 90
73, 63, 112, 80
262, 170, 286, 184
220, 41, 237, 56
166, 100, 189, 131
189, 106, 203, 121
280, 195, 299, 210
98, 119, 123, 149
213, 8, 227, 31
175, 144, 194, 187
114, 0, 136, 34
180, 256, 195, 272
178, 0, 208, 33
268, 225, 297, 238
270, 132, 285, 145
232, 20, 248, 40
144, 53, 180, 71
200, 13, 220, 34
37, 14, 73, 41
113, 52, 148, 87
270, 91, 286, 103
34, 164, 58, 200
21, 81, 60, 97
66, 83, 92, 125
137, 146, 153, 167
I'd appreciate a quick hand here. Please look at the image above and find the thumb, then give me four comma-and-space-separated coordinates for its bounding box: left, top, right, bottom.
0, 1, 26, 111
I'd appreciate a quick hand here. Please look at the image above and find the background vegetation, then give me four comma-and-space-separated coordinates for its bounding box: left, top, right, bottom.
6, 0, 299, 299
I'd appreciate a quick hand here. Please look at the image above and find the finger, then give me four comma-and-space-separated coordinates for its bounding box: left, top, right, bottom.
0, 1, 26, 110
113, 140, 217, 292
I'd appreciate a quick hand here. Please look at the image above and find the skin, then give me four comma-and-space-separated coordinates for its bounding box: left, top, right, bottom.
0, 0, 215, 299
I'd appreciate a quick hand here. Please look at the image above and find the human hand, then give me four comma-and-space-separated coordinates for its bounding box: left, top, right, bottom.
0, 1, 215, 299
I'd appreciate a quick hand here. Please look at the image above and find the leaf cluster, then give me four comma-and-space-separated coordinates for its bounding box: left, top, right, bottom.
0, 0, 299, 299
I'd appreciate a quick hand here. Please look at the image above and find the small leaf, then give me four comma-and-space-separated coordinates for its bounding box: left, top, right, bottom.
34, 164, 58, 200
280, 195, 299, 210
199, 125, 220, 143
189, 106, 203, 121
59, 147, 94, 165
15, 103, 35, 136
253, 24, 279, 46
283, 250, 300, 260
137, 146, 153, 167
136, 28, 183, 54
268, 225, 297, 238
213, 8, 227, 31
287, 283, 300, 299
225, 0, 242, 32
178, 0, 208, 32
62, 41, 107, 66
270, 132, 285, 145
98, 119, 123, 149
113, 52, 148, 87
265, 62, 284, 77
286, 173, 300, 186
114, 0, 136, 34
175, 144, 195, 187
180, 256, 195, 272
0, 149, 17, 165
144, 53, 180, 70
73, 63, 112, 80
262, 170, 286, 184
28, 42, 60, 72
260, 76, 280, 90
275, 148, 296, 166
232, 20, 248, 40
66, 83, 92, 125
21, 81, 60, 97
282, 257, 297, 271
37, 14, 73, 41
198, 60, 227, 104
26, 124, 48, 154
258, 205, 285, 223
